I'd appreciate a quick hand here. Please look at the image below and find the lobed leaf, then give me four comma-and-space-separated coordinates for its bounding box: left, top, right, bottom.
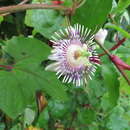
0, 37, 68, 119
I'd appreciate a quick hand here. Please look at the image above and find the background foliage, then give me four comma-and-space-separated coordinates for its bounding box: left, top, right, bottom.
0, 0, 130, 129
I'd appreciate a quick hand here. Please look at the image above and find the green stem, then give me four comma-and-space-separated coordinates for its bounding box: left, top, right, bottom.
0, 4, 68, 15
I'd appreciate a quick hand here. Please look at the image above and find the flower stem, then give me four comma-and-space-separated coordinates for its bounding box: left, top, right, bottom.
0, 4, 68, 15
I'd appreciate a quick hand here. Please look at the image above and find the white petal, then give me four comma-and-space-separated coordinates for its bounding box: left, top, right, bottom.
45, 62, 59, 72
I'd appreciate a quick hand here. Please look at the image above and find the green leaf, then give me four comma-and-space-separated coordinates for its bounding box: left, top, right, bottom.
36, 108, 49, 129
105, 24, 130, 39
77, 109, 96, 124
10, 124, 21, 130
102, 63, 119, 108
87, 68, 106, 106
0, 16, 3, 24
106, 106, 129, 130
5, 36, 50, 62
0, 37, 68, 119
88, 77, 106, 98
0, 123, 5, 130
112, 0, 130, 14
48, 100, 69, 118
24, 108, 35, 126
72, 0, 112, 29
120, 58, 130, 95
25, 0, 64, 38
101, 93, 113, 112
62, 0, 73, 7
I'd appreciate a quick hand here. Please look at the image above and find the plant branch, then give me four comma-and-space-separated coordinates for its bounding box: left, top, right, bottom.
1, 0, 30, 16
0, 4, 68, 15
99, 37, 126, 57
96, 41, 130, 85
110, 37, 126, 51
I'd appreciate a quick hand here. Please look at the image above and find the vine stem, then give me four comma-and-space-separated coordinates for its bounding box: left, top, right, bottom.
0, 4, 68, 15
99, 37, 126, 57
1, 0, 30, 16
96, 41, 130, 85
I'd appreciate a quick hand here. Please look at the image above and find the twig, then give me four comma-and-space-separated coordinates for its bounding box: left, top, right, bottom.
110, 37, 126, 51
0, 4, 68, 15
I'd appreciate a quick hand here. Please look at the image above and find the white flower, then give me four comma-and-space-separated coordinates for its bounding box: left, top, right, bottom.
45, 24, 100, 86
95, 29, 108, 44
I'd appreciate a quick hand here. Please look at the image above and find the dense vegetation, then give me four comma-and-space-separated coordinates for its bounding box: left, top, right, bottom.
0, 0, 130, 129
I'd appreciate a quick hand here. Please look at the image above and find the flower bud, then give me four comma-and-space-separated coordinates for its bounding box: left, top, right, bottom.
95, 29, 108, 44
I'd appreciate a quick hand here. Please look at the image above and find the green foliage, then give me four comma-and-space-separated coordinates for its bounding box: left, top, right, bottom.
36, 108, 49, 129
102, 63, 120, 108
106, 106, 129, 130
0, 37, 68, 119
48, 100, 69, 118
25, 0, 65, 38
105, 24, 130, 39
0, 16, 3, 23
24, 108, 35, 126
77, 109, 96, 124
112, 0, 130, 14
120, 58, 130, 95
5, 36, 50, 62
72, 0, 113, 29
0, 0, 130, 129
62, 0, 73, 7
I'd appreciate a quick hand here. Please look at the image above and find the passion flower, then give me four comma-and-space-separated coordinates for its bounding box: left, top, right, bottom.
46, 24, 100, 86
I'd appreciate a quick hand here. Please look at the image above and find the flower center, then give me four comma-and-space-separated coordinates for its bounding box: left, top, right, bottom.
74, 50, 81, 59
66, 44, 91, 67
